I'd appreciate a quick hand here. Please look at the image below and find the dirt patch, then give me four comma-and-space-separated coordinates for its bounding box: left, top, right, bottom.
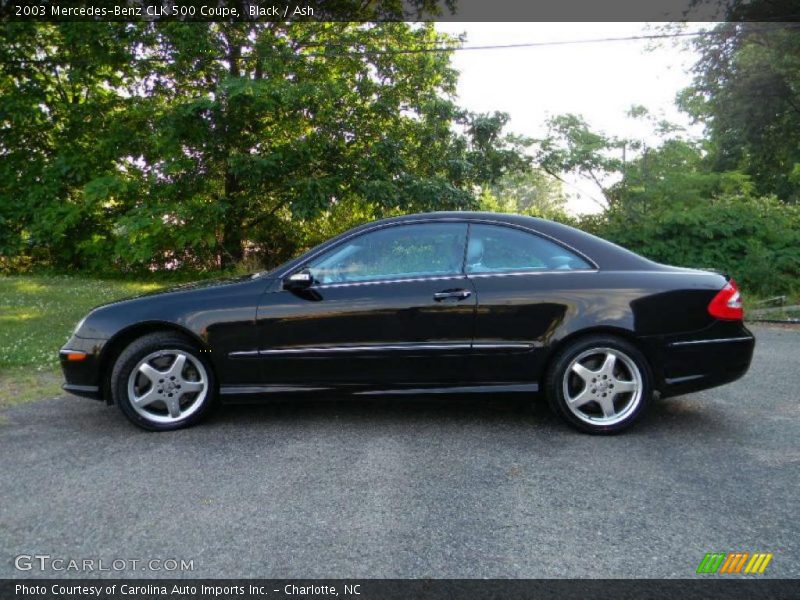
0, 366, 63, 409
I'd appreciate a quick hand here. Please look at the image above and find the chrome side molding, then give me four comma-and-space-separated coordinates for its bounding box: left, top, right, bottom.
229, 341, 535, 359
669, 336, 753, 347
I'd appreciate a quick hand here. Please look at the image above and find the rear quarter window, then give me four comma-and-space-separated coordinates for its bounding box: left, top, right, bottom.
466, 224, 592, 273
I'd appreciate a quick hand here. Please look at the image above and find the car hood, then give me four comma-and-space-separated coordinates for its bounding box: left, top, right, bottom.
100, 274, 259, 307
73, 274, 272, 339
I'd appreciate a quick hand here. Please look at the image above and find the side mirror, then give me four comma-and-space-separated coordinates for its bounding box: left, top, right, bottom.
284, 269, 314, 291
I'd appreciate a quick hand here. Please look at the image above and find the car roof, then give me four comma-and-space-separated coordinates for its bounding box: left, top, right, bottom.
356, 211, 659, 271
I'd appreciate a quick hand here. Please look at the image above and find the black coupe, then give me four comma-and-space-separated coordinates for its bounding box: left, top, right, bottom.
61, 212, 755, 433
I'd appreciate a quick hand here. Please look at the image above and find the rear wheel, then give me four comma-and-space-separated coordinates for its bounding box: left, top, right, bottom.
111, 332, 216, 431
545, 335, 652, 434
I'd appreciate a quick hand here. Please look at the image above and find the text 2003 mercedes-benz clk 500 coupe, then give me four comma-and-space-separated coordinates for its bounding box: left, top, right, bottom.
61, 212, 755, 433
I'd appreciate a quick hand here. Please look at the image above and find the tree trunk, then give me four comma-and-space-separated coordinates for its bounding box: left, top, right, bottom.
220, 221, 244, 269
219, 167, 244, 268
219, 38, 244, 270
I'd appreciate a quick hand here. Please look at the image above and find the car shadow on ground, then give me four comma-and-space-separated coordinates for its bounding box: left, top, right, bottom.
201, 391, 726, 437
1, 391, 730, 442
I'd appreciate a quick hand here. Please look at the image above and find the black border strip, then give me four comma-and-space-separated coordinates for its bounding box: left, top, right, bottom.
3, 579, 800, 600
2, 0, 799, 23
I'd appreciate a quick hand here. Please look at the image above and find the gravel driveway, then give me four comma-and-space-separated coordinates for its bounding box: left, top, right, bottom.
1, 325, 798, 578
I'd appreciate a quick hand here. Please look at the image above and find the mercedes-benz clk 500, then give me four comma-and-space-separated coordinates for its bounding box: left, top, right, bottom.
61, 212, 754, 433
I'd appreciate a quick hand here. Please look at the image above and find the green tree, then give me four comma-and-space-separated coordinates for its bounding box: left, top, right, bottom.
534, 108, 800, 292
479, 169, 568, 221
608, 137, 756, 217
0, 23, 145, 268
678, 21, 800, 202
534, 108, 756, 217
534, 113, 624, 208
1, 22, 531, 272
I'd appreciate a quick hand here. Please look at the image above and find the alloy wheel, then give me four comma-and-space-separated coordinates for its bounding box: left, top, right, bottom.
126, 349, 208, 425
561, 346, 643, 426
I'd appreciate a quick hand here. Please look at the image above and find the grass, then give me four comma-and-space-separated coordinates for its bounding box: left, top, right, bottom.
749, 306, 800, 321
0, 365, 63, 409
743, 291, 800, 322
0, 275, 167, 409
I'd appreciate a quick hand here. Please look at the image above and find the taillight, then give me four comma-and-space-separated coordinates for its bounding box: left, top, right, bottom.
708, 279, 744, 320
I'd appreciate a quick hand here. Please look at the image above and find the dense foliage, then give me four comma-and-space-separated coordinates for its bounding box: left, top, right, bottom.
678, 22, 800, 203
0, 22, 530, 273
582, 196, 800, 295
547, 112, 800, 293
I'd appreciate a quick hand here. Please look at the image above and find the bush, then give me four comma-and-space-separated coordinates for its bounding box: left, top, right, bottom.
581, 195, 800, 295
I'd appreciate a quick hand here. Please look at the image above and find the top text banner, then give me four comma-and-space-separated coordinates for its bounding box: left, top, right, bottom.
1, 0, 794, 22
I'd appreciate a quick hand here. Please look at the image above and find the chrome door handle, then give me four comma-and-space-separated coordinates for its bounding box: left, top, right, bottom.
433, 289, 472, 301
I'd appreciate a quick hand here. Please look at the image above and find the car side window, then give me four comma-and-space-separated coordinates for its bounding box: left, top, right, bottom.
307, 223, 468, 284
466, 224, 592, 273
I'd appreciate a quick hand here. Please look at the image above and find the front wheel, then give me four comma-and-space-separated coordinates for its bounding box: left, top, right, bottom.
111, 332, 217, 431
545, 335, 653, 434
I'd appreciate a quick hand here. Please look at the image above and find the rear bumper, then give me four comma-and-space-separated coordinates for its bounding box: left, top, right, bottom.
654, 323, 755, 397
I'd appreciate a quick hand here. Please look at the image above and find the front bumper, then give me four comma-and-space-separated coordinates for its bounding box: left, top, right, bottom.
59, 335, 107, 401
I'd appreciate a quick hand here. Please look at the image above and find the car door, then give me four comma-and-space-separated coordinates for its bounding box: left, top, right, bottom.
465, 223, 596, 383
255, 222, 476, 386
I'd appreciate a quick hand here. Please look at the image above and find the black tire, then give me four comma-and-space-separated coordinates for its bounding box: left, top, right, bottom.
545, 334, 653, 435
110, 332, 217, 431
